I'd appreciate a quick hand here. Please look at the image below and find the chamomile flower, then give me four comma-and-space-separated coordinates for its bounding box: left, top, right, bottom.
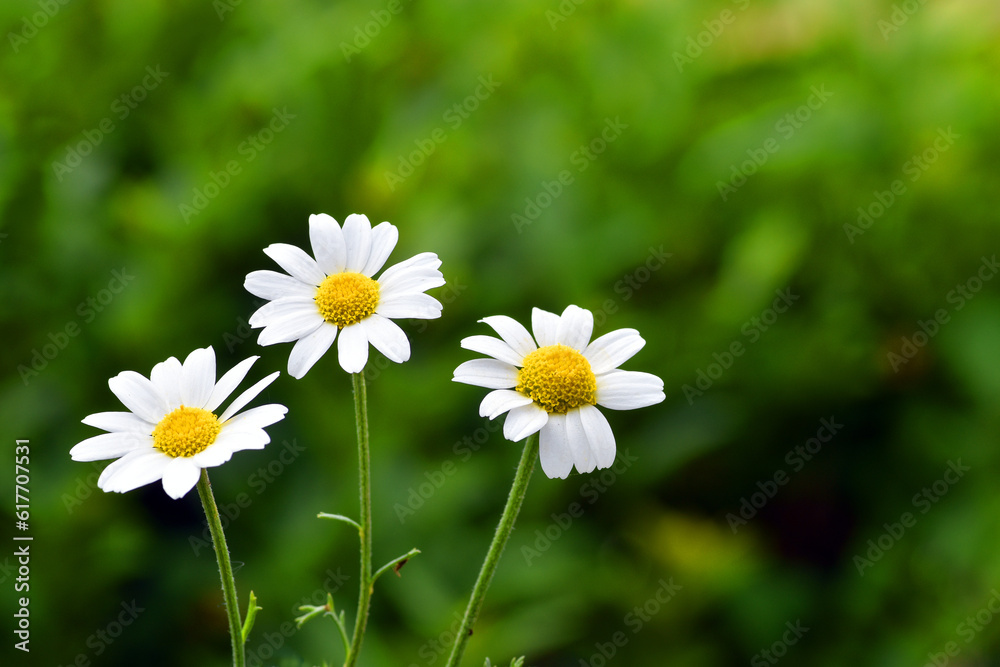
453, 305, 664, 479
70, 347, 287, 499
244, 213, 445, 377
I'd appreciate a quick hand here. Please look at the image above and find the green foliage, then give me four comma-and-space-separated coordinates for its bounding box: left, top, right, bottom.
1, 0, 999, 666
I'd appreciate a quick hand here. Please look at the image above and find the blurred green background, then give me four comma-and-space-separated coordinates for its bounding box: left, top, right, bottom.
2, 0, 999, 665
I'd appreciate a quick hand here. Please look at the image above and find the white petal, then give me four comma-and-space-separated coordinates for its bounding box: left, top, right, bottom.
378, 272, 446, 298
70, 432, 150, 462
191, 442, 237, 468
181, 347, 216, 409
81, 411, 155, 433
538, 415, 574, 479
337, 322, 370, 373
287, 324, 338, 379
96, 454, 133, 489
309, 213, 347, 275
577, 405, 617, 468
108, 371, 169, 424
460, 335, 524, 366
377, 253, 442, 291
181, 347, 216, 405
480, 315, 537, 357
212, 428, 271, 453
219, 371, 281, 422
479, 389, 532, 419
362, 222, 399, 277
531, 308, 561, 348
149, 356, 184, 411
563, 408, 597, 474
264, 243, 326, 285
376, 293, 443, 320
342, 213, 373, 273
204, 356, 259, 413
556, 305, 594, 351
161, 458, 202, 499
245, 270, 316, 301
223, 403, 288, 433
248, 296, 318, 328
258, 311, 325, 346
596, 370, 665, 410
99, 449, 170, 494
453, 359, 519, 389
361, 314, 410, 363
584, 329, 646, 374
97, 454, 130, 492
375, 257, 445, 295
503, 403, 548, 442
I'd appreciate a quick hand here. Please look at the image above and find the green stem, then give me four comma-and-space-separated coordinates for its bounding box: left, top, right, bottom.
345, 372, 372, 667
372, 548, 421, 586
197, 469, 245, 667
444, 433, 539, 667
332, 607, 352, 658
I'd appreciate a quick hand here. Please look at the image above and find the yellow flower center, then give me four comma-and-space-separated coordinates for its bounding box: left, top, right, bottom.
516, 344, 597, 414
315, 272, 380, 328
152, 406, 222, 458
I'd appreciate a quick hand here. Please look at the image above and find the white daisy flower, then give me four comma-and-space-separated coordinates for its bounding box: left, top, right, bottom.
70, 347, 287, 499
453, 305, 665, 479
244, 213, 446, 377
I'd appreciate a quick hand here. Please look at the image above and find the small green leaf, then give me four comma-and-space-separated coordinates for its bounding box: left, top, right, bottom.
317, 512, 362, 531
293, 605, 325, 628
483, 657, 524, 667
240, 591, 262, 644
